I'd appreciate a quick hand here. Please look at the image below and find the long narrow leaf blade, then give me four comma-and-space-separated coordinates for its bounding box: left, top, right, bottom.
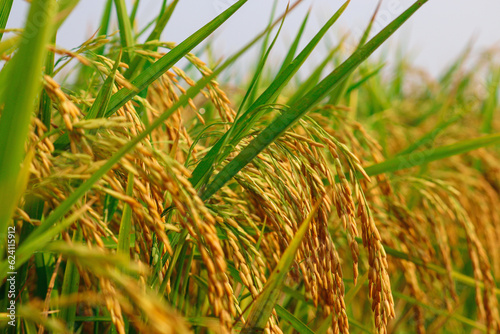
364, 133, 500, 177
241, 199, 322, 332
274, 305, 315, 334
277, 10, 310, 75
237, 5, 285, 114
231, 0, 350, 141
0, 0, 57, 257
117, 173, 134, 257
189, 0, 350, 192
53, 0, 80, 30
113, 0, 134, 63
329, 0, 381, 104
104, 0, 248, 118
396, 112, 463, 156
201, 0, 429, 201
86, 52, 122, 120
0, 0, 14, 42
58, 228, 82, 331
95, 0, 113, 56
125, 0, 180, 79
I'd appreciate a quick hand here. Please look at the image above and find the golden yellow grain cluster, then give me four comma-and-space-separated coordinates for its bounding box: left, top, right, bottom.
15, 41, 500, 334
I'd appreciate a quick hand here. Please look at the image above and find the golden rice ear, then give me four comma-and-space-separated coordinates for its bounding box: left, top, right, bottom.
6, 0, 500, 332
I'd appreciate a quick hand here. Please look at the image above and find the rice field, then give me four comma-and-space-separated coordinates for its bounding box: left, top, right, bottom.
0, 1, 499, 333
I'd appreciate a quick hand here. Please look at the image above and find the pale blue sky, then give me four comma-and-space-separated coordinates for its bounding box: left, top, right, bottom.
6, 1, 500, 76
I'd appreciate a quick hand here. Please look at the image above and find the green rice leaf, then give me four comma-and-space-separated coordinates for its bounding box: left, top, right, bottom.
286, 44, 341, 105
6, 201, 93, 274
481, 68, 500, 134
117, 172, 134, 257
58, 228, 82, 331
157, 230, 188, 294
201, 0, 428, 201
125, 0, 179, 79
244, 0, 279, 108
274, 305, 315, 334
231, 0, 350, 142
241, 200, 321, 332
39, 34, 56, 129
396, 112, 464, 156
103, 0, 248, 118
86, 52, 122, 121
345, 63, 384, 95
237, 3, 285, 114
54, 0, 80, 30
0, 0, 57, 259
95, 0, 113, 56
439, 43, 472, 88
329, 0, 381, 104
189, 0, 349, 193
392, 291, 487, 331
113, 0, 134, 63
364, 133, 500, 177
129, 0, 140, 24
0, 0, 14, 42
277, 10, 310, 75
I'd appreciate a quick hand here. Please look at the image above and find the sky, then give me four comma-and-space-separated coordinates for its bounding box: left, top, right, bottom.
6, 0, 500, 77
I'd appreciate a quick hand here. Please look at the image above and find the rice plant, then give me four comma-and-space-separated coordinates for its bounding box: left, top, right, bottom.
0, 0, 499, 333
